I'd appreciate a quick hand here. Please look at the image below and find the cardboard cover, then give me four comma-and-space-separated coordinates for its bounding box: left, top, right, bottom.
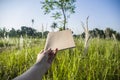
44, 30, 75, 50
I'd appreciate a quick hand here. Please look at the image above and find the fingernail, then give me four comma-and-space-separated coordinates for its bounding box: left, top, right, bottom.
48, 48, 51, 50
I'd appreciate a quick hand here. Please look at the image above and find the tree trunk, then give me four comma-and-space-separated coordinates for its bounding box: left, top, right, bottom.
63, 11, 66, 30
61, 3, 66, 30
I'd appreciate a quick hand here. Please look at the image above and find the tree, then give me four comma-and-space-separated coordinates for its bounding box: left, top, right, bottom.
41, 0, 76, 30
89, 28, 105, 38
43, 31, 49, 38
104, 27, 116, 39
21, 26, 36, 37
35, 32, 42, 38
9, 28, 17, 37
31, 19, 34, 27
21, 26, 27, 36
51, 22, 58, 31
16, 29, 21, 37
51, 22, 58, 29
0, 27, 7, 38
0, 28, 4, 38
116, 32, 120, 40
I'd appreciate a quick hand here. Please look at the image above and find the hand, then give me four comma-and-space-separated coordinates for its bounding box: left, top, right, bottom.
36, 48, 58, 73
13, 48, 58, 80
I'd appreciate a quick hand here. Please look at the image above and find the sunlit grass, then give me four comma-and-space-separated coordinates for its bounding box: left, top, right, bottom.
0, 38, 120, 80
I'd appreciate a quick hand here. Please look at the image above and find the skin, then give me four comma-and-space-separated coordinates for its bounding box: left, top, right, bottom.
13, 48, 58, 80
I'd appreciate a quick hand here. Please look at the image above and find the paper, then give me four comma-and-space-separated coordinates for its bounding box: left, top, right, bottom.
44, 30, 75, 50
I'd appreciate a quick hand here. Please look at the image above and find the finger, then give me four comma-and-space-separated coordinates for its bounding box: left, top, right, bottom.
37, 50, 44, 56
54, 48, 58, 55
49, 49, 58, 60
44, 48, 52, 54
44, 48, 53, 59
47, 48, 58, 64
48, 48, 58, 58
47, 54, 54, 64
40, 50, 44, 54
47, 50, 55, 63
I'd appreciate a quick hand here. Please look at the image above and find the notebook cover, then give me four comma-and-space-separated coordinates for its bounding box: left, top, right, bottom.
44, 30, 75, 50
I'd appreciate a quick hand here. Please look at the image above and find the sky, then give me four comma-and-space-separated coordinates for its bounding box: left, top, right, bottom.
0, 0, 120, 34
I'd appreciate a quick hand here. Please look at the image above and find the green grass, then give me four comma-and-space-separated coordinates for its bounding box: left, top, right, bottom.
0, 38, 120, 80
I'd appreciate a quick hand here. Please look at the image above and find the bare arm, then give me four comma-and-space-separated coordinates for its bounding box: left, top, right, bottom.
13, 48, 58, 80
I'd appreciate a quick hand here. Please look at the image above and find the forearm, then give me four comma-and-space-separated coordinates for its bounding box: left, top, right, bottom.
13, 49, 57, 80
13, 62, 47, 80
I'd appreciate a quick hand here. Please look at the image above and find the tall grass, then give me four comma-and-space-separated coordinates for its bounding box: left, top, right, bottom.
0, 38, 120, 80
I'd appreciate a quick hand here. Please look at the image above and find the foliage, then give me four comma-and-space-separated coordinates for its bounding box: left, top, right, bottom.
0, 26, 120, 40
0, 27, 7, 38
50, 22, 64, 31
81, 28, 120, 41
0, 38, 120, 80
51, 22, 58, 29
0, 27, 49, 38
9, 28, 18, 37
41, 0, 76, 30
104, 27, 117, 38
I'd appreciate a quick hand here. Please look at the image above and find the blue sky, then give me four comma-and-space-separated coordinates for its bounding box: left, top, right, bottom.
0, 0, 120, 34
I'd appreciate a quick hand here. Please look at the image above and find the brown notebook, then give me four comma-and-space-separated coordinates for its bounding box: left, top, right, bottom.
44, 30, 75, 50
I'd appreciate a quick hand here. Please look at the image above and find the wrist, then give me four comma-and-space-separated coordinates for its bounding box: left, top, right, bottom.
35, 61, 49, 76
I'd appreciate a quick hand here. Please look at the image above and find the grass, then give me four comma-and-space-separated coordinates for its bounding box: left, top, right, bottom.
0, 38, 120, 80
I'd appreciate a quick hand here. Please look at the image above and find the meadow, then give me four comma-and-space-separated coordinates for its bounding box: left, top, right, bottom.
0, 37, 120, 80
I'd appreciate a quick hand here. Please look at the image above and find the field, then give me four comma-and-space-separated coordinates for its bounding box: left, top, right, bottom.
0, 37, 120, 80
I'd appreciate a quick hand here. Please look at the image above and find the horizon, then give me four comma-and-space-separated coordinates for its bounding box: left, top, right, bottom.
0, 0, 120, 34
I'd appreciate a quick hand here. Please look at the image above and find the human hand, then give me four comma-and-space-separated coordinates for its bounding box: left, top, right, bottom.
36, 48, 58, 73
13, 48, 58, 80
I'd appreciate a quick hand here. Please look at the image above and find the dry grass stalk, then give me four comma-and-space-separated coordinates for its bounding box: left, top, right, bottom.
81, 16, 90, 56
112, 33, 117, 41
42, 24, 44, 38
112, 33, 118, 46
